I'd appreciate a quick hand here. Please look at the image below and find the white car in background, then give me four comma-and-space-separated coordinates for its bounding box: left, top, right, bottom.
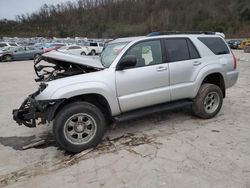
58, 45, 90, 56
87, 42, 104, 55
0, 42, 19, 50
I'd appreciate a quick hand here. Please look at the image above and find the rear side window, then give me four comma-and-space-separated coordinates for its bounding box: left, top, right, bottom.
165, 39, 189, 62
198, 37, 229, 55
164, 38, 200, 62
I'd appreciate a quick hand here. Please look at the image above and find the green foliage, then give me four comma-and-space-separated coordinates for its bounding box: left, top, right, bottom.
0, 0, 249, 38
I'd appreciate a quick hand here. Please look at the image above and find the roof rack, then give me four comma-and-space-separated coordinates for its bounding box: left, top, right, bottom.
147, 31, 216, 37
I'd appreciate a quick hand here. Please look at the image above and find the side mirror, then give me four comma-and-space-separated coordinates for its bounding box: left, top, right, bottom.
117, 55, 137, 70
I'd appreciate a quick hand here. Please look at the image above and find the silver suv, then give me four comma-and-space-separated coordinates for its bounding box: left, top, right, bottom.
13, 32, 239, 153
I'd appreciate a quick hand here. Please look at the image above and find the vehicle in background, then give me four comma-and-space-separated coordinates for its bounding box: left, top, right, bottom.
0, 46, 17, 52
0, 42, 19, 50
239, 39, 250, 49
58, 45, 90, 56
227, 39, 242, 49
244, 45, 250, 53
34, 43, 45, 49
86, 42, 104, 55
0, 46, 43, 62
43, 43, 66, 53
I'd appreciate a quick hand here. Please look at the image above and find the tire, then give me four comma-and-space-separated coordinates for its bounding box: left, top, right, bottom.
81, 51, 86, 56
2, 55, 13, 62
53, 102, 106, 153
192, 84, 223, 119
90, 50, 96, 56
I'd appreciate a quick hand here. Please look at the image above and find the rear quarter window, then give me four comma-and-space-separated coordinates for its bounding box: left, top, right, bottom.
90, 43, 98, 47
198, 37, 230, 55
187, 39, 200, 59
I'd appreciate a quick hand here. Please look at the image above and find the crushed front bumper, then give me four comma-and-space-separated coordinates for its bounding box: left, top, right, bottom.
13, 94, 64, 128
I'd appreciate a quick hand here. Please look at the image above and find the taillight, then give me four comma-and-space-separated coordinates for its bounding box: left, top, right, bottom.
231, 50, 237, 69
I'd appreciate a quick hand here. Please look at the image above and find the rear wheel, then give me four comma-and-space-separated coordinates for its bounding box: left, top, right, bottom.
53, 102, 106, 153
90, 50, 96, 56
192, 84, 223, 119
2, 55, 13, 62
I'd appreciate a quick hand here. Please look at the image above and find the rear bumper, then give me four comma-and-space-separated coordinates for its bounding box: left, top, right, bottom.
13, 95, 64, 128
226, 70, 239, 88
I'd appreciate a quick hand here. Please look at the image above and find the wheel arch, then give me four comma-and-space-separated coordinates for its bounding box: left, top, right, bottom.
2, 53, 13, 61
201, 72, 226, 98
200, 72, 226, 97
49, 93, 112, 123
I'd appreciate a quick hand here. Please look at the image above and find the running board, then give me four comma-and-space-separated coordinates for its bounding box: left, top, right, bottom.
114, 100, 193, 122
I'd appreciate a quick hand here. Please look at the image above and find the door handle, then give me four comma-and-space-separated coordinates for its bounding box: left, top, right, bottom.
156, 66, 168, 72
193, 61, 201, 66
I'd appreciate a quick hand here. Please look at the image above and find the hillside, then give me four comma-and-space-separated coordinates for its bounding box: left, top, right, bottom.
0, 0, 250, 38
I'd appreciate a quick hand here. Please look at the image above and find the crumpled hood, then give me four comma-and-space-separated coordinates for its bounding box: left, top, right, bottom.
42, 50, 104, 69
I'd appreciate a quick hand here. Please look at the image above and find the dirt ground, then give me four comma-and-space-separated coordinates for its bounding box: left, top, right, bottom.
0, 50, 249, 188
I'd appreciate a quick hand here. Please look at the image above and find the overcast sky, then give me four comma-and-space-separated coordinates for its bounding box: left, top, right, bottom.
0, 0, 76, 20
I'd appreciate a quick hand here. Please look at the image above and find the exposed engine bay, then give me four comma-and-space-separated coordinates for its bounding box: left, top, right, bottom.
34, 51, 104, 82
34, 57, 101, 82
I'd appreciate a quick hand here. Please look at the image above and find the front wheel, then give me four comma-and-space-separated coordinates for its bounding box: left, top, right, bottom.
2, 55, 13, 62
53, 102, 106, 153
90, 50, 96, 56
192, 84, 223, 119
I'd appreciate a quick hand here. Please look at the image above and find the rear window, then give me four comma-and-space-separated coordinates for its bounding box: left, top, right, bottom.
198, 37, 230, 55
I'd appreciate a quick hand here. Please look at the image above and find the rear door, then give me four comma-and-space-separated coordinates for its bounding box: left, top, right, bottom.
116, 39, 171, 112
164, 38, 203, 100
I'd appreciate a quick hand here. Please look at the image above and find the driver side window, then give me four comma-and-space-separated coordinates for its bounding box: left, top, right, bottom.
125, 40, 162, 68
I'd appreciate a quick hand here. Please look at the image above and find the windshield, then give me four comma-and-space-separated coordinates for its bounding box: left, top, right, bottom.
101, 42, 128, 68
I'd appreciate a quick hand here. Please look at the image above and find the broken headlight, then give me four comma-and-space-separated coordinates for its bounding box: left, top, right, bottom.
39, 83, 48, 92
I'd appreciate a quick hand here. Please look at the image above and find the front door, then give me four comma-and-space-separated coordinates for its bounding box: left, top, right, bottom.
115, 39, 170, 112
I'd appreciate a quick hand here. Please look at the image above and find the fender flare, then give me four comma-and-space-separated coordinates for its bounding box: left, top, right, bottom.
192, 64, 226, 98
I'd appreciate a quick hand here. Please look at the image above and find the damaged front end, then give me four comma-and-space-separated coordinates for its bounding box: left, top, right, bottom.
13, 83, 64, 128
13, 51, 104, 128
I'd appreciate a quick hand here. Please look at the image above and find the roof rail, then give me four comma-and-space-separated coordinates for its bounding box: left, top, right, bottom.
147, 31, 216, 37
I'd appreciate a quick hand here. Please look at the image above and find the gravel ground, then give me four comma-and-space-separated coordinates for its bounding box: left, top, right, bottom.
0, 50, 249, 188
